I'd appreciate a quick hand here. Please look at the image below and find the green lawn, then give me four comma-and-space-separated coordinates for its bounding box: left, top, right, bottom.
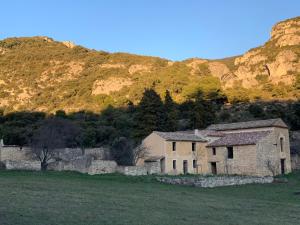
0, 171, 300, 225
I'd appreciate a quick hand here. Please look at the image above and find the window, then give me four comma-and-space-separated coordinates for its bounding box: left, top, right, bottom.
192, 142, 196, 151
212, 147, 216, 155
173, 160, 176, 169
227, 146, 233, 159
172, 142, 176, 151
280, 137, 284, 152
193, 160, 197, 168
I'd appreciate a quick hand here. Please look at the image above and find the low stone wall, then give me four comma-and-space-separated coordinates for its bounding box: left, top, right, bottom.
145, 161, 161, 174
56, 148, 83, 161
48, 155, 93, 173
84, 147, 110, 160
0, 147, 34, 161
88, 160, 117, 175
4, 160, 41, 171
117, 166, 148, 176
156, 176, 274, 188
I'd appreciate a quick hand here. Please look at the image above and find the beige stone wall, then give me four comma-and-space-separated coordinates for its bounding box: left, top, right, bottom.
256, 127, 291, 176
0, 147, 34, 161
164, 141, 207, 175
207, 145, 258, 176
141, 133, 165, 159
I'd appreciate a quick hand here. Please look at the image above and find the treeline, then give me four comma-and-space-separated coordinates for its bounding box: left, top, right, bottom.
1, 88, 300, 149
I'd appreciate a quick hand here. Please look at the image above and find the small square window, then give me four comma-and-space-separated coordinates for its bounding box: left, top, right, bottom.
172, 142, 176, 151
212, 147, 216, 155
227, 146, 233, 159
193, 160, 197, 168
173, 160, 176, 169
192, 142, 196, 151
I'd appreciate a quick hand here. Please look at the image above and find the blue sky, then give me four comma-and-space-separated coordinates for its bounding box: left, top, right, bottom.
0, 0, 299, 60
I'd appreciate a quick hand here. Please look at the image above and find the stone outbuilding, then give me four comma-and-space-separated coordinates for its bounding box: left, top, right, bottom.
142, 118, 292, 176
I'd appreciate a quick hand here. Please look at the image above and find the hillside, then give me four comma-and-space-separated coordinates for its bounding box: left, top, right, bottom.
0, 16, 299, 113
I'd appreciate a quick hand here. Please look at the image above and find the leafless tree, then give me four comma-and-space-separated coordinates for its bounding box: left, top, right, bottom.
265, 159, 278, 176
30, 118, 81, 170
132, 143, 149, 166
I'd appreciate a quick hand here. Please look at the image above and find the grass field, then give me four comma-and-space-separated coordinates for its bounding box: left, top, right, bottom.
0, 171, 300, 225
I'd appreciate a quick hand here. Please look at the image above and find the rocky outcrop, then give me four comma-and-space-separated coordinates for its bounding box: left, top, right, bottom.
92, 77, 133, 95
62, 41, 76, 48
207, 17, 300, 88
271, 17, 300, 47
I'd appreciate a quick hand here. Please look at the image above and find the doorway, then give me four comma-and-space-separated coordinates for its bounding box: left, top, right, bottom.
160, 158, 165, 174
280, 159, 285, 175
183, 160, 188, 174
211, 162, 217, 175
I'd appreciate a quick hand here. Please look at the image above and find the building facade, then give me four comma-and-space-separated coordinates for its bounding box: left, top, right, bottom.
142, 118, 292, 176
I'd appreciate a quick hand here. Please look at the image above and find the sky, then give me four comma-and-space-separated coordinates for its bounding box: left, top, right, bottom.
0, 0, 299, 61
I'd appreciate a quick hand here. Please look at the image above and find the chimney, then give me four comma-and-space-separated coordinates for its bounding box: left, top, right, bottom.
194, 129, 199, 136
0, 139, 4, 147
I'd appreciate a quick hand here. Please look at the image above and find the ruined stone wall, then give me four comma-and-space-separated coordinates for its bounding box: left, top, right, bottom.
0, 147, 34, 161
88, 160, 117, 175
117, 165, 148, 176
157, 176, 274, 188
4, 160, 41, 170
84, 147, 110, 160
144, 161, 161, 174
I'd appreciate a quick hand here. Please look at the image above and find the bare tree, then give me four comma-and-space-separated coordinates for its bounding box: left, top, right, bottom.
132, 143, 149, 166
111, 137, 149, 166
30, 118, 81, 170
265, 159, 278, 176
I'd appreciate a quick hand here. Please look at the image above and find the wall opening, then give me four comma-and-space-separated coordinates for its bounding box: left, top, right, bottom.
227, 146, 233, 159
211, 162, 217, 174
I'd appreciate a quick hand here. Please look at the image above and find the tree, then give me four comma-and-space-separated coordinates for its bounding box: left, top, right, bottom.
134, 89, 166, 140
164, 90, 178, 131
248, 104, 265, 118
111, 137, 134, 166
30, 118, 81, 170
189, 91, 215, 129
111, 137, 148, 166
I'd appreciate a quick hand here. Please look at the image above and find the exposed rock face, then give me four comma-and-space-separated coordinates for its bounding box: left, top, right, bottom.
210, 17, 300, 88
271, 17, 300, 47
128, 64, 152, 74
92, 77, 133, 95
0, 47, 6, 55
62, 41, 76, 48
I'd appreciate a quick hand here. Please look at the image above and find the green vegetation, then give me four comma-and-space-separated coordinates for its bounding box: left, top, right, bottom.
0, 170, 299, 225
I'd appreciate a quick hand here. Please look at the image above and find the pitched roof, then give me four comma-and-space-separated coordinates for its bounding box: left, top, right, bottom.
207, 131, 271, 147
206, 118, 287, 131
154, 131, 207, 142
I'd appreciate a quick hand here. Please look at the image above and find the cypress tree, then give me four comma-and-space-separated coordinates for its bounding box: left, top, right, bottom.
164, 90, 178, 131
134, 88, 166, 140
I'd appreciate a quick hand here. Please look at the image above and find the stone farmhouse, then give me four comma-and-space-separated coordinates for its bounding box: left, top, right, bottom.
141, 118, 292, 176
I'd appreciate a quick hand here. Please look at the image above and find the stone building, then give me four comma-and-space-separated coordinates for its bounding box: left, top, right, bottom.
142, 118, 292, 176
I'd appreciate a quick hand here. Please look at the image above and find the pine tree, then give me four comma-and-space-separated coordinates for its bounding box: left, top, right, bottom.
164, 90, 178, 131
134, 88, 166, 140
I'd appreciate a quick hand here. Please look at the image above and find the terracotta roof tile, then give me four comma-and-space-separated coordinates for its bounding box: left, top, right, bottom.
207, 131, 271, 147
207, 118, 287, 131
154, 131, 207, 142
